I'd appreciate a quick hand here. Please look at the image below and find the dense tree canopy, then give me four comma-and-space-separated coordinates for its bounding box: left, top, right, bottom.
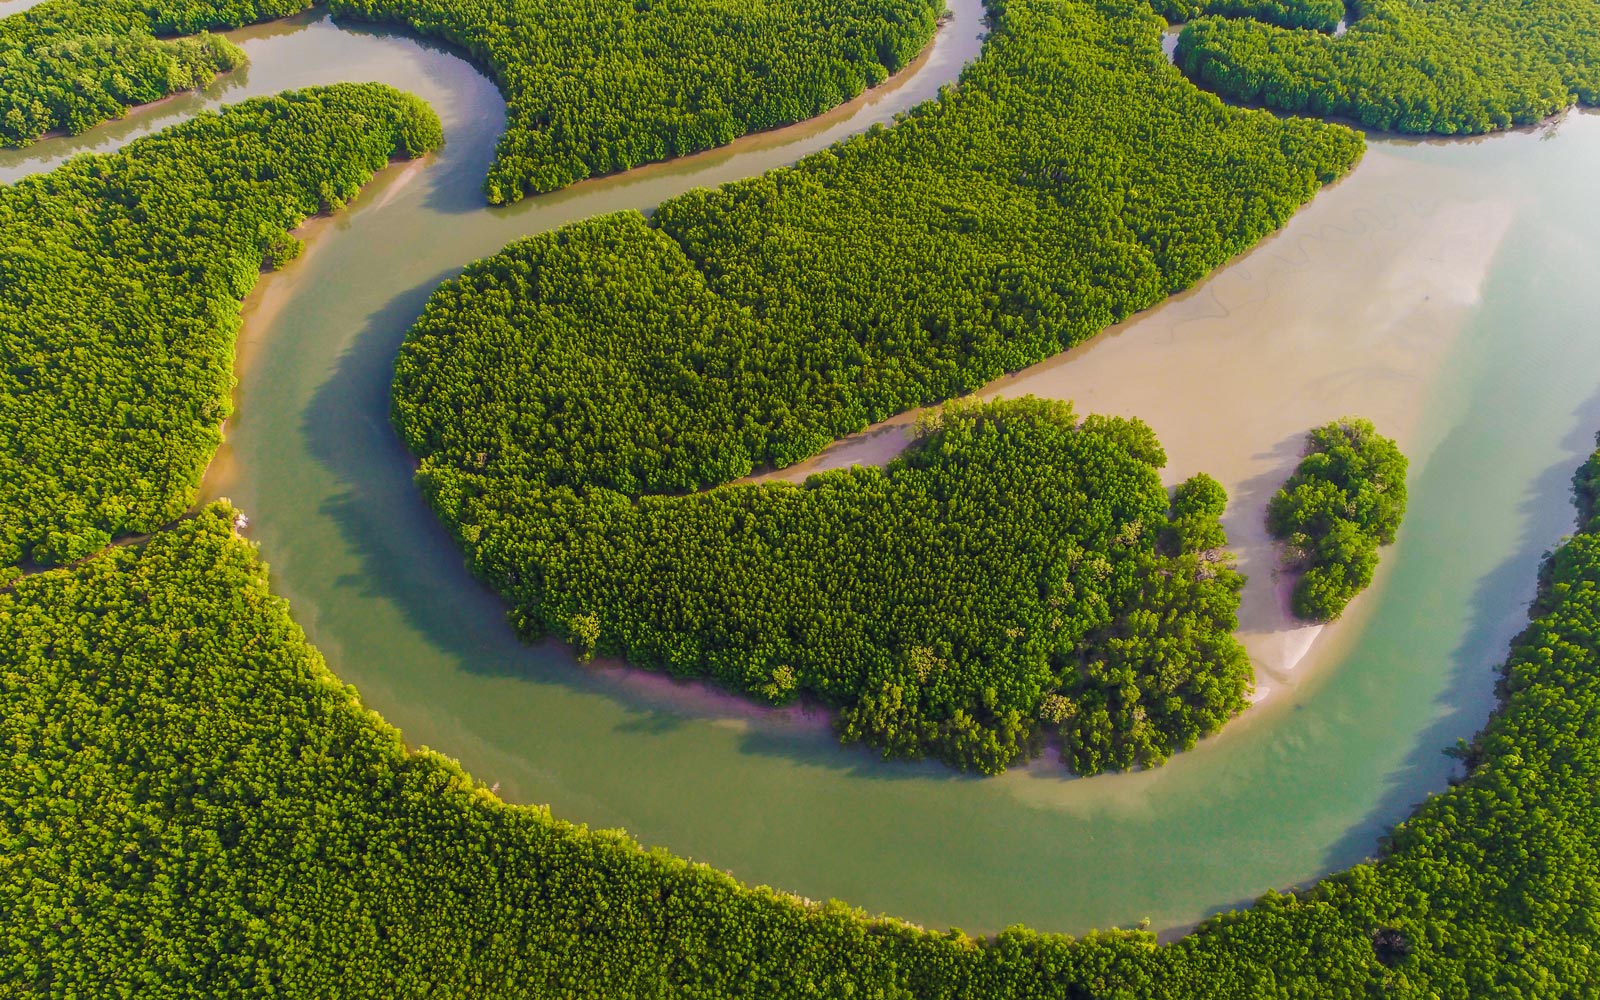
395, 0, 1361, 501
0, 1, 312, 146
393, 0, 1361, 770
431, 398, 1253, 774
5, 437, 1600, 994
3, 0, 939, 200
1152, 0, 1342, 33
5, 0, 1592, 987
326, 0, 943, 202
0, 84, 442, 569
0, 31, 245, 146
0, 0, 309, 39
1175, 0, 1600, 134
1268, 419, 1408, 621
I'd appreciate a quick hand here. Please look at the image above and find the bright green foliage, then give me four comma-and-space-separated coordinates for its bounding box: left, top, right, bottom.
7, 445, 1600, 993
392, 0, 1359, 770
425, 398, 1253, 774
0, 32, 245, 145
0, 84, 443, 568
1153, 0, 1343, 33
0, 0, 310, 38
391, 0, 1363, 491
1268, 419, 1408, 621
1176, 0, 1600, 134
1163, 471, 1230, 554
5, 0, 940, 201
0, 1, 312, 146
326, 0, 943, 202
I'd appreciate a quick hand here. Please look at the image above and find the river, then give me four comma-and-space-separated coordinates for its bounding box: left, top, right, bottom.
7, 3, 1600, 937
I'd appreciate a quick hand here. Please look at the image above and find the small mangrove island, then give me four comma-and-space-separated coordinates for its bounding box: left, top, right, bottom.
1268, 419, 1409, 622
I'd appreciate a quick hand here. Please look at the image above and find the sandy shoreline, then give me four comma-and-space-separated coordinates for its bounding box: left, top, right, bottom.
28, 3, 1515, 769
190, 4, 966, 502
201, 155, 432, 503
750, 146, 1517, 717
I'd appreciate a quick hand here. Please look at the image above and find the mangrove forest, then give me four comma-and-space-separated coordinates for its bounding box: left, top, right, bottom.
4, 0, 1600, 992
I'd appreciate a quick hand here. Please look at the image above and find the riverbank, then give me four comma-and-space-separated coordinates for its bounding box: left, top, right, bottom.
168, 2, 1594, 938
751, 144, 1516, 718
9, 0, 1597, 940
2, 0, 969, 185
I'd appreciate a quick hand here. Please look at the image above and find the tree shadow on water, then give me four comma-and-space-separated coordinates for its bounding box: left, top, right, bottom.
299, 279, 604, 677
297, 11, 509, 218
1315, 386, 1600, 878
296, 281, 946, 782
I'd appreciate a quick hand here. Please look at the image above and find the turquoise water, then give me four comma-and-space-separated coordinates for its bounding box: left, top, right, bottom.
9, 4, 1600, 935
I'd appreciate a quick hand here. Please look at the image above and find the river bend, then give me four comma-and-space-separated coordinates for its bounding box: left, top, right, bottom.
7, 5, 1600, 935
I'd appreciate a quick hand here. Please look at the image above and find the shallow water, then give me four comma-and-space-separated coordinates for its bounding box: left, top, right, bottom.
765, 148, 1522, 698
10, 3, 1600, 937
742, 120, 1600, 934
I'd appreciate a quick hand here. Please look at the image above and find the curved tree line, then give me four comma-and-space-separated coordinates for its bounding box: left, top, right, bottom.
0, 84, 443, 571
0, 0, 311, 146
394, 0, 1362, 772
431, 397, 1253, 775
325, 0, 944, 203
1174, 0, 1600, 134
5, 437, 1600, 994
1152, 0, 1342, 33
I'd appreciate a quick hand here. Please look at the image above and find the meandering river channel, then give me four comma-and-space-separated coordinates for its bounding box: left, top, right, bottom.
7, 3, 1600, 936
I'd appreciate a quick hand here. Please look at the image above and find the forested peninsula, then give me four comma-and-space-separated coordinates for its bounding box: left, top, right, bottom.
434, 397, 1254, 775
0, 0, 309, 146
394, 0, 1360, 772
1268, 419, 1408, 622
324, 0, 944, 202
0, 85, 442, 570
7, 446, 1600, 995
4, 0, 941, 204
1175, 0, 1600, 134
